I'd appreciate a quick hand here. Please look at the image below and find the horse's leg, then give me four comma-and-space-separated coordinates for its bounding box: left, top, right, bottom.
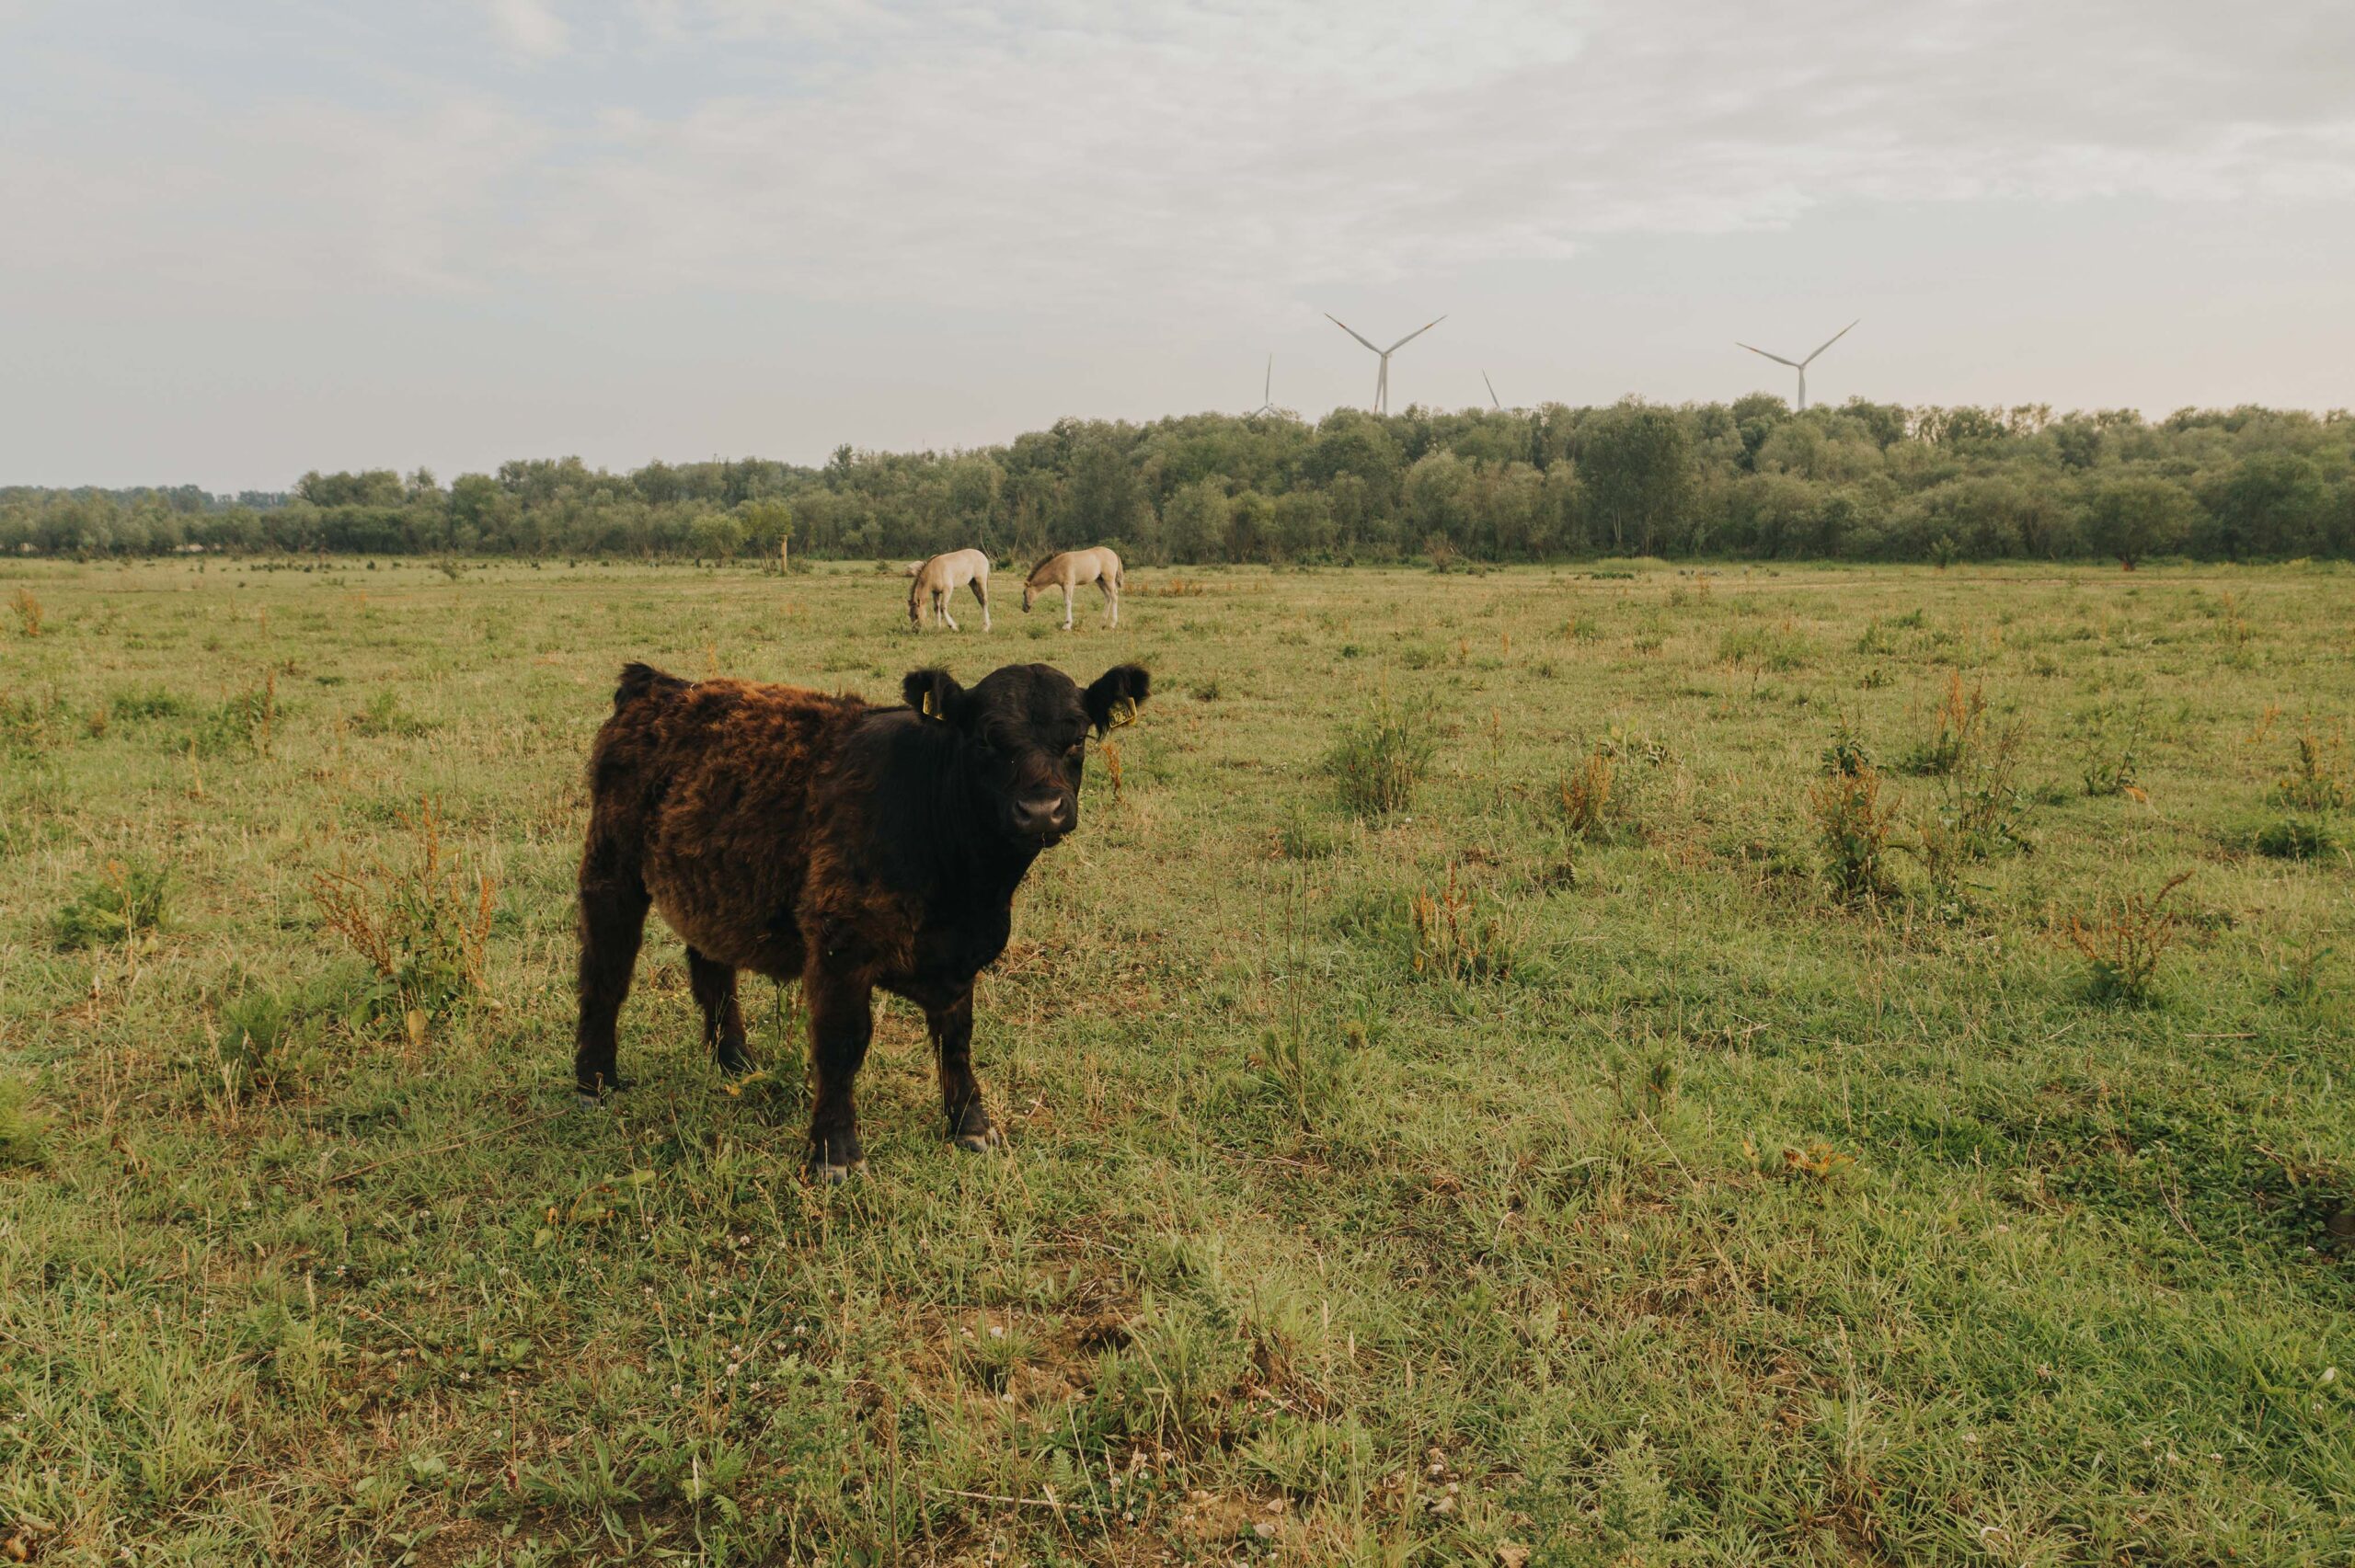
1062, 580, 1074, 631
1099, 574, 1118, 628
972, 576, 991, 632
939, 587, 959, 631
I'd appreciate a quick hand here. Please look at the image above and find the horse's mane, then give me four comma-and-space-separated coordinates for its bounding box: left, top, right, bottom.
1024, 552, 1066, 583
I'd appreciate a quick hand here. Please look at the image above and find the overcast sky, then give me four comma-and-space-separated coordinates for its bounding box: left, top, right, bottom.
5, 1, 2352, 491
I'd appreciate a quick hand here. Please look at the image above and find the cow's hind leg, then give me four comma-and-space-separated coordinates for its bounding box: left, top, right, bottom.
574, 860, 650, 1096
686, 946, 752, 1076
804, 967, 875, 1181
926, 990, 1000, 1151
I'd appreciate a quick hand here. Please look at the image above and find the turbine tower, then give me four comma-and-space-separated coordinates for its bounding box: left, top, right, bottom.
1250, 355, 1278, 416
1736, 319, 1858, 411
1326, 313, 1445, 415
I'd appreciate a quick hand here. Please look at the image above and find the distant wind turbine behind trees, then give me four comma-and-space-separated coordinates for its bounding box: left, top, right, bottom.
1250, 355, 1278, 416
1325, 313, 1445, 415
1483, 370, 1501, 410
1736, 320, 1859, 411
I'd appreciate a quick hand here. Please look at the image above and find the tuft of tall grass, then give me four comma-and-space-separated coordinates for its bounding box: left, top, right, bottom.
1558, 747, 1616, 840
1326, 695, 1434, 817
1258, 1024, 1356, 1127
1902, 670, 1986, 776
9, 586, 40, 638
1717, 623, 1812, 681
1809, 768, 1896, 903
2256, 816, 2338, 861
2271, 731, 2350, 812
53, 858, 171, 948
2078, 693, 2151, 798
1407, 864, 1523, 982
1100, 737, 1126, 803
2064, 871, 2192, 1006
1272, 807, 1341, 860
0, 1078, 49, 1168
195, 673, 280, 757
311, 802, 497, 1023
1933, 715, 2031, 858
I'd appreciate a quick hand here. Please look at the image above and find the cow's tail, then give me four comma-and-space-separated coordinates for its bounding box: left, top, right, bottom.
614, 661, 688, 712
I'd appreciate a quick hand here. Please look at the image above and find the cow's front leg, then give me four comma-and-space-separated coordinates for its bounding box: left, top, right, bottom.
686, 945, 752, 1076
804, 967, 874, 1181
926, 989, 1000, 1152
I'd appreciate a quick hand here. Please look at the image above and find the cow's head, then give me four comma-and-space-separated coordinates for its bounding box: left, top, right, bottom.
903, 662, 1150, 847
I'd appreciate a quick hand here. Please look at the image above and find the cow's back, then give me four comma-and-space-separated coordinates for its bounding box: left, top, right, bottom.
590, 675, 868, 975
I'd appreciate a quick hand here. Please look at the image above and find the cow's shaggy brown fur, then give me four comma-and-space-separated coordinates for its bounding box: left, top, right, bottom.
574, 658, 1148, 1178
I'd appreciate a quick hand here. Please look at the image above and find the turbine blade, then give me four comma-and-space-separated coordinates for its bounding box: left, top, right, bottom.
1483, 370, 1500, 410
1384, 315, 1446, 352
1737, 341, 1800, 368
1800, 319, 1859, 367
1265, 354, 1272, 400
1325, 314, 1381, 353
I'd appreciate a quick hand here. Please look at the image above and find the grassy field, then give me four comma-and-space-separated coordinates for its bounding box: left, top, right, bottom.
2, 555, 2351, 1566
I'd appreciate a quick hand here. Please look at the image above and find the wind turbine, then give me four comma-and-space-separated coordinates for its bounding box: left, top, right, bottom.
1250, 355, 1278, 416
1482, 370, 1501, 411
1325, 313, 1445, 415
1736, 319, 1858, 411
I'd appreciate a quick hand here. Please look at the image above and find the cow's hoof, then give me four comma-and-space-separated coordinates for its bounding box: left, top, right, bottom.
715, 1040, 753, 1076
575, 1074, 628, 1103
948, 1105, 1004, 1152
810, 1131, 864, 1183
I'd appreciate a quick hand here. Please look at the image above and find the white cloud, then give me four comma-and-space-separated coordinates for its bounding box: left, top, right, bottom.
12, 1, 2355, 312
488, 0, 569, 58
426, 0, 2353, 307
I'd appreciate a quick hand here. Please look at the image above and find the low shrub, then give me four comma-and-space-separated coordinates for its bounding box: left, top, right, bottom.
1327, 696, 1434, 817
2065, 871, 2192, 1006
1809, 768, 1896, 902
54, 858, 170, 948
311, 802, 497, 1022
2256, 816, 2338, 860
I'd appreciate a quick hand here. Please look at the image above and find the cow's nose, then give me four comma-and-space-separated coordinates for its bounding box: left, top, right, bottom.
1013, 794, 1072, 835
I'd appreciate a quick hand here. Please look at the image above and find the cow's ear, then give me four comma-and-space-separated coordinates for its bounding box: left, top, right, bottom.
902, 668, 971, 727
1083, 664, 1151, 737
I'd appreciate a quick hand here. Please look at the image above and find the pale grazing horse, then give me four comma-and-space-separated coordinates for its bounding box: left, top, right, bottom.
1022, 548, 1124, 631
908, 549, 993, 632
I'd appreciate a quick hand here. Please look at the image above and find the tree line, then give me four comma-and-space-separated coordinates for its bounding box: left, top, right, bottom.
6, 398, 2351, 567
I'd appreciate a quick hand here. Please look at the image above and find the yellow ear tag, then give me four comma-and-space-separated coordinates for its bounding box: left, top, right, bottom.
1109, 697, 1138, 729
922, 691, 937, 718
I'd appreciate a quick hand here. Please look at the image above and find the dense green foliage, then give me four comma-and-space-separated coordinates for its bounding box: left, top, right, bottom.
9, 399, 2355, 565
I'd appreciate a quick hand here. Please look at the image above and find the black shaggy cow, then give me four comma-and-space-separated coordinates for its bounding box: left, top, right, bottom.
574, 659, 1149, 1179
